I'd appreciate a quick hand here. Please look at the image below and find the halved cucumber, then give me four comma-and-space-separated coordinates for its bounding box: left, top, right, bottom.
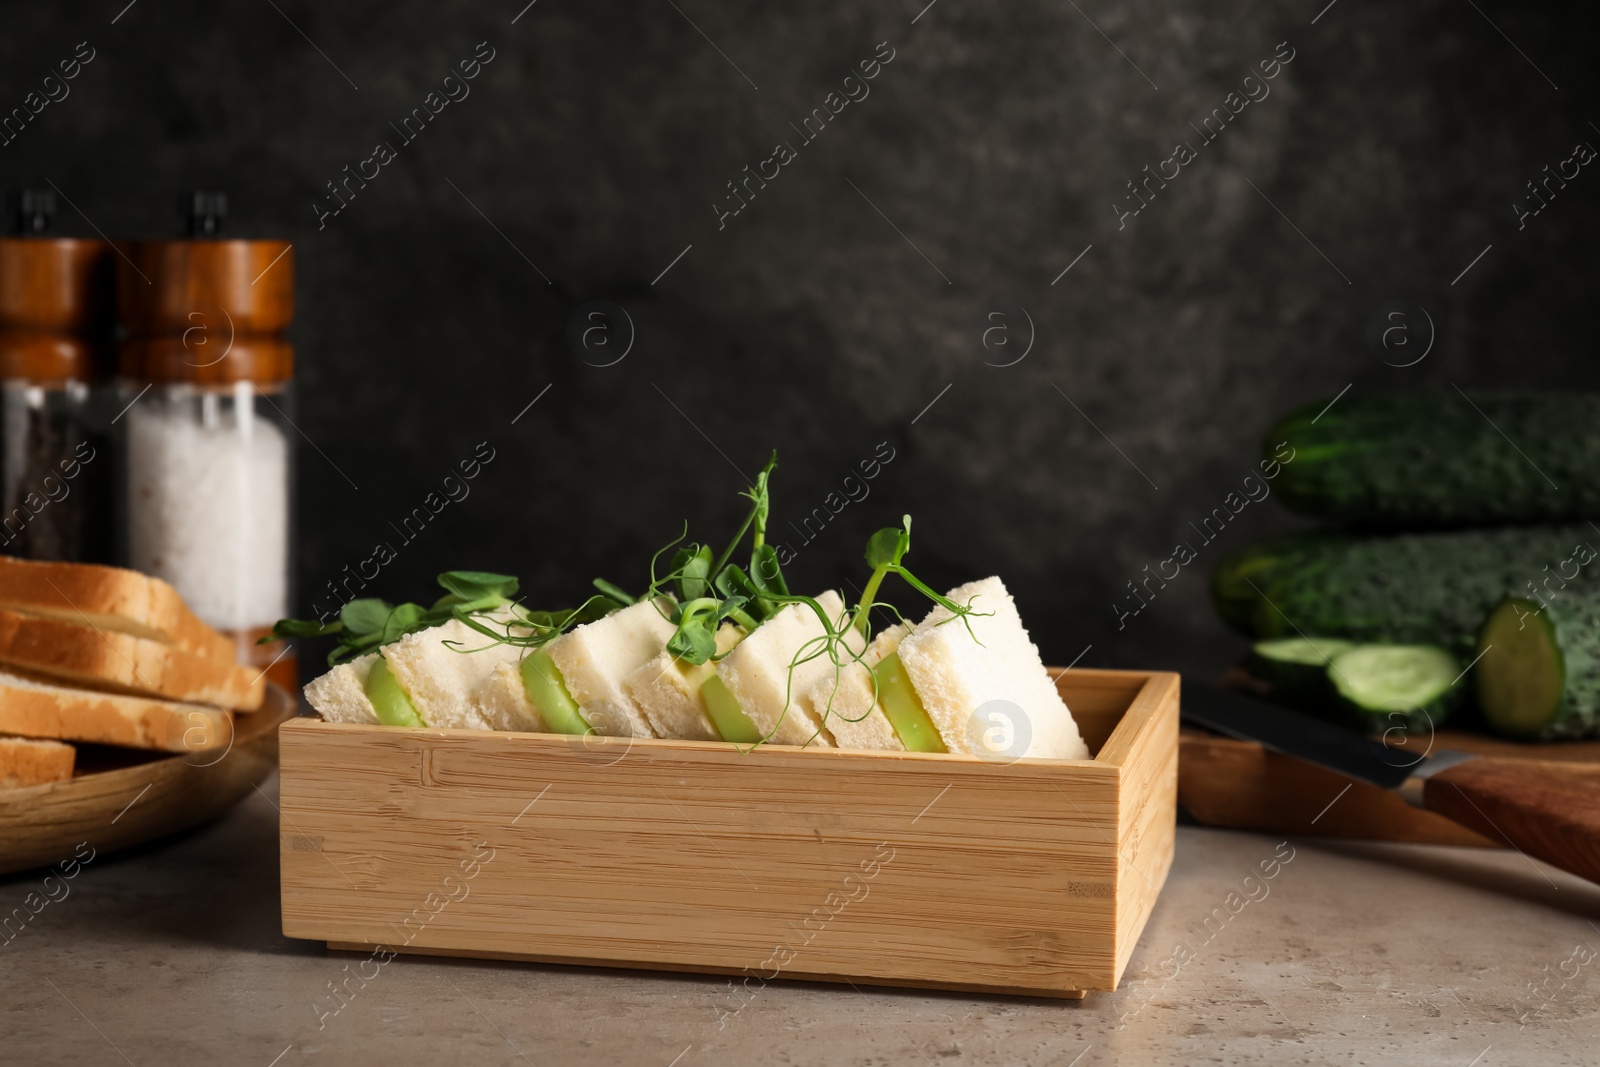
873, 653, 947, 753
1475, 595, 1600, 739
1327, 644, 1461, 733
520, 652, 592, 735
365, 656, 424, 727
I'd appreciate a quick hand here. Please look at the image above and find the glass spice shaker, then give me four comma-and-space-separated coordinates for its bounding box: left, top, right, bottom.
117, 193, 298, 689
0, 189, 115, 563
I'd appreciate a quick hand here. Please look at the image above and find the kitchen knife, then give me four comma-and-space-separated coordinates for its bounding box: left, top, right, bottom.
1183, 683, 1600, 885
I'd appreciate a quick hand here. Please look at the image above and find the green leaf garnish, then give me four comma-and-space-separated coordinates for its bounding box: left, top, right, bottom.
340, 598, 394, 636
592, 578, 635, 605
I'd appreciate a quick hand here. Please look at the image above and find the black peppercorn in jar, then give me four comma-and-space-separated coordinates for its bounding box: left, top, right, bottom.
0, 196, 115, 563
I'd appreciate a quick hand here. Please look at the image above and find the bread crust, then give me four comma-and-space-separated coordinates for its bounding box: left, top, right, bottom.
0, 736, 75, 787
0, 672, 233, 752
0, 555, 233, 661
0, 608, 263, 710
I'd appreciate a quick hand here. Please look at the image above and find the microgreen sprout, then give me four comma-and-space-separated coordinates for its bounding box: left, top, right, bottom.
264, 570, 622, 666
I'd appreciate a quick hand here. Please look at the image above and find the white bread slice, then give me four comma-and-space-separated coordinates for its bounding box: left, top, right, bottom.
383, 615, 525, 730
624, 622, 744, 741
718, 591, 846, 748
0, 555, 233, 661
896, 577, 1088, 760
0, 668, 232, 752
0, 607, 265, 710
302, 652, 381, 725
0, 735, 75, 788
477, 661, 547, 733
804, 623, 907, 751
545, 599, 676, 737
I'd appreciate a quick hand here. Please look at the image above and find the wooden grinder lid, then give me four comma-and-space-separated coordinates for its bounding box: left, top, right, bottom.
117, 194, 293, 386
0, 192, 113, 382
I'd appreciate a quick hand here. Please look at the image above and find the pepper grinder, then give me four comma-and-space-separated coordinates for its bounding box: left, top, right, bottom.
0, 189, 115, 563
117, 192, 298, 690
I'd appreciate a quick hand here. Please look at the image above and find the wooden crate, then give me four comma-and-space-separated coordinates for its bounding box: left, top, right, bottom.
277, 668, 1178, 998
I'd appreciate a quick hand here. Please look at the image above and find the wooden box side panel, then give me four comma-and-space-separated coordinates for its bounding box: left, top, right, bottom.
1108, 673, 1180, 986
278, 720, 1127, 995
1057, 669, 1150, 756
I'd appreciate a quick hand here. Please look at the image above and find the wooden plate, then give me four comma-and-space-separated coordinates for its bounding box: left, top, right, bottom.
0, 683, 295, 876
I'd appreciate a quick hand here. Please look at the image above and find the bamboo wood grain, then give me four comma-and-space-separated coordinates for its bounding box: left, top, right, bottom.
0, 683, 292, 875
1424, 758, 1600, 884
278, 668, 1179, 998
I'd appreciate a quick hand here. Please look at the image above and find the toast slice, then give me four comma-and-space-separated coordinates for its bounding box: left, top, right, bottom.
0, 608, 264, 710
0, 735, 75, 788
0, 555, 233, 662
0, 668, 232, 752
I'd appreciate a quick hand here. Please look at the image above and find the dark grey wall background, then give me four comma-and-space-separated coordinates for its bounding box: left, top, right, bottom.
4, 1, 1598, 676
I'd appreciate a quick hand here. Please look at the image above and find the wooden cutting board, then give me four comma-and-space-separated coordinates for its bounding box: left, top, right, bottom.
1179, 726, 1600, 848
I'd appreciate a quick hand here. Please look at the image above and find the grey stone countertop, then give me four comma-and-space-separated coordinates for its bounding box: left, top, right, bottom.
3, 773, 1596, 1066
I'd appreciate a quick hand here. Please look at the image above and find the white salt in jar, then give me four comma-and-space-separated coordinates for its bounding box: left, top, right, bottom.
117, 233, 298, 689
125, 382, 291, 629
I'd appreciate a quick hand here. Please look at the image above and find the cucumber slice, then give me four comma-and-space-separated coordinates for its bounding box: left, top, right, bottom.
873, 653, 948, 753
1327, 644, 1461, 732
520, 652, 591, 735
1246, 636, 1357, 705
700, 674, 764, 744
365, 656, 424, 727
1475, 597, 1569, 738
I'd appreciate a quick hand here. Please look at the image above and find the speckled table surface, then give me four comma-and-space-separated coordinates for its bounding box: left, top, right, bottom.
3, 773, 1595, 1067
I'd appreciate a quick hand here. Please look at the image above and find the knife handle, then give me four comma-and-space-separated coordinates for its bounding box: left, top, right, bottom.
1422, 758, 1600, 885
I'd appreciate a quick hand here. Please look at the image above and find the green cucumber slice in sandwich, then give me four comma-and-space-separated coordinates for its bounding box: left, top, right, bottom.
699, 673, 764, 744
519, 652, 591, 735
872, 652, 946, 753
365, 656, 425, 727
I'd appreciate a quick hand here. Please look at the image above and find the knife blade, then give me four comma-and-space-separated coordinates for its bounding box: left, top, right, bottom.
1181, 683, 1470, 794
1181, 683, 1600, 885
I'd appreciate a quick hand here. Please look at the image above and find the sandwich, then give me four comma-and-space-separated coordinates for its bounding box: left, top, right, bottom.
287, 455, 1089, 764
624, 621, 745, 742
889, 575, 1088, 758
805, 577, 1088, 759
713, 591, 847, 747
302, 598, 677, 738
802, 622, 907, 752
528, 597, 676, 737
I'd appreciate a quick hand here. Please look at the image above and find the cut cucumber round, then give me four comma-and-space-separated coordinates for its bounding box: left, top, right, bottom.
1247, 636, 1357, 706
365, 655, 425, 727
1327, 644, 1461, 733
1475, 595, 1600, 739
